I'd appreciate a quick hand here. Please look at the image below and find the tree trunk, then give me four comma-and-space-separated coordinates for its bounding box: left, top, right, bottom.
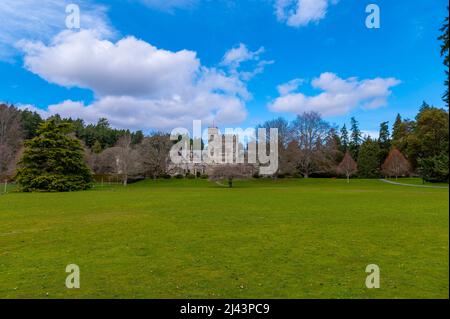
228, 178, 233, 188
347, 174, 350, 183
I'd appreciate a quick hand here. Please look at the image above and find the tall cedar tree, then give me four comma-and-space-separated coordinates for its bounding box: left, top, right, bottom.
357, 137, 381, 178
381, 148, 410, 179
15, 119, 92, 192
438, 8, 449, 107
349, 117, 361, 160
340, 124, 349, 152
378, 121, 391, 163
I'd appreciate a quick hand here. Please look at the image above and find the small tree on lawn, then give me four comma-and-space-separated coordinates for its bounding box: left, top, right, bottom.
337, 151, 358, 183
381, 148, 410, 180
15, 119, 92, 192
209, 164, 253, 188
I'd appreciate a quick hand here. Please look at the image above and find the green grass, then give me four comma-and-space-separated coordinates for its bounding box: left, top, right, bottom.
0, 178, 448, 299
386, 177, 449, 187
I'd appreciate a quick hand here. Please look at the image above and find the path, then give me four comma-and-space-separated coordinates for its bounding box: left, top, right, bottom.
380, 179, 449, 189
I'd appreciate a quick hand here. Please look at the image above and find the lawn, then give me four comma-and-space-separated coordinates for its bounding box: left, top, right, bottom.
0, 178, 448, 299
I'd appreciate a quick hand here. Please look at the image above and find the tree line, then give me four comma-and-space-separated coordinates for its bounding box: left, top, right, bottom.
257, 102, 448, 182
0, 99, 448, 191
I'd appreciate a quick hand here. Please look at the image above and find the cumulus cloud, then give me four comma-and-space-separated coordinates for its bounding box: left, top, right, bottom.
275, 0, 338, 27
18, 30, 263, 131
221, 43, 273, 81
269, 72, 400, 116
277, 78, 303, 95
0, 0, 113, 61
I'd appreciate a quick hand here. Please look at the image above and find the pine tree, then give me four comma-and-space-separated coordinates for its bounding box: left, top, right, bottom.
92, 140, 103, 154
340, 124, 349, 152
349, 117, 361, 160
392, 114, 402, 142
378, 121, 391, 163
15, 119, 92, 192
357, 137, 381, 178
438, 8, 449, 107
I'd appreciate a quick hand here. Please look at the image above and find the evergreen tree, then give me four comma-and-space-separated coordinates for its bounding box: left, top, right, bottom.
438, 8, 449, 107
92, 140, 103, 154
357, 137, 381, 178
20, 109, 43, 139
409, 106, 449, 182
378, 121, 391, 163
15, 119, 92, 192
349, 117, 362, 160
392, 114, 402, 142
340, 124, 349, 152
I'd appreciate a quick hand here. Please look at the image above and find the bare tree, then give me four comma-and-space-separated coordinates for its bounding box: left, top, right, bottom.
337, 151, 358, 183
139, 133, 172, 179
279, 140, 301, 176
381, 148, 411, 179
209, 164, 253, 188
0, 104, 23, 178
290, 111, 333, 178
96, 134, 141, 185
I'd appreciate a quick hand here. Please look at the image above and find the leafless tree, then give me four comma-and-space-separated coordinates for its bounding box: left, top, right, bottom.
381, 148, 411, 179
290, 111, 333, 178
138, 133, 172, 178
96, 134, 141, 185
209, 164, 253, 188
337, 151, 358, 183
0, 104, 23, 178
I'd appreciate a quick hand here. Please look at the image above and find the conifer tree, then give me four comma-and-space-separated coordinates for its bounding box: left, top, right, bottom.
15, 119, 92, 192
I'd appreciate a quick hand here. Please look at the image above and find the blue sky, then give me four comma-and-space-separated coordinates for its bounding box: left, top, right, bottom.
0, 0, 447, 137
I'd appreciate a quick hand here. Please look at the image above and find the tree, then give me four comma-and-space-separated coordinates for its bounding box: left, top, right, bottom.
290, 112, 333, 178
418, 154, 449, 183
139, 133, 172, 179
258, 117, 291, 176
438, 8, 449, 107
337, 151, 358, 183
349, 117, 362, 160
132, 130, 144, 145
114, 134, 141, 186
279, 140, 301, 176
381, 148, 411, 179
340, 124, 349, 152
92, 140, 103, 154
357, 137, 381, 178
391, 114, 414, 155
15, 119, 92, 192
378, 121, 391, 162
0, 104, 23, 177
209, 164, 253, 188
20, 109, 43, 139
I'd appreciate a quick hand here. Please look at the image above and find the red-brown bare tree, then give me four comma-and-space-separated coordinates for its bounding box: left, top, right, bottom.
0, 104, 23, 178
337, 151, 358, 183
381, 148, 411, 179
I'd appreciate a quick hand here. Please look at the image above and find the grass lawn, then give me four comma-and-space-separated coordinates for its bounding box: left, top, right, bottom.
385, 177, 449, 187
0, 178, 448, 299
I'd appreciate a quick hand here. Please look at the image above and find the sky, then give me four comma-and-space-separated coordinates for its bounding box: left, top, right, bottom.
0, 0, 447, 138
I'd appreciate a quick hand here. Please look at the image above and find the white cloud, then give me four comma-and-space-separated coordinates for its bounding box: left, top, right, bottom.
18, 30, 263, 131
277, 78, 303, 95
269, 72, 401, 116
0, 0, 113, 61
275, 0, 338, 27
221, 43, 273, 80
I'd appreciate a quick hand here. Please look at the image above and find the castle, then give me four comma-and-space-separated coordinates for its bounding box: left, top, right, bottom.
167, 127, 257, 176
